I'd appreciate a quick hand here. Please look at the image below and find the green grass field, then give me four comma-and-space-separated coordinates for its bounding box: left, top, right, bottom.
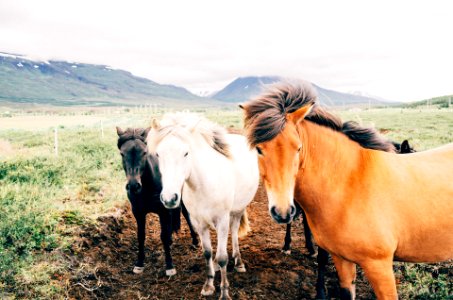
0, 107, 452, 299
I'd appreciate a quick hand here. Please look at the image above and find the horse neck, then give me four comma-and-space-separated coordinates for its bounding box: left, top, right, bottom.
185, 134, 228, 192
297, 120, 371, 215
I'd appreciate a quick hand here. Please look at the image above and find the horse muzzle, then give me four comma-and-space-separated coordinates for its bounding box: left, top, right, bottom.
270, 204, 296, 224
160, 192, 180, 209
126, 179, 142, 194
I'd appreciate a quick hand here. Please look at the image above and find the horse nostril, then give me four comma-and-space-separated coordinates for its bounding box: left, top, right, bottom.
290, 205, 296, 217
126, 183, 130, 191
270, 206, 278, 218
172, 193, 178, 203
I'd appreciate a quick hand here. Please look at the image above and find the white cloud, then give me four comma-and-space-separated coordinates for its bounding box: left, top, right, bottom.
0, 0, 452, 101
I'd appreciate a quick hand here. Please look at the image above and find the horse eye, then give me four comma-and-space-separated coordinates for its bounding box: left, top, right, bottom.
120, 152, 124, 157
256, 146, 263, 155
184, 152, 189, 157
156, 153, 159, 158
297, 146, 302, 152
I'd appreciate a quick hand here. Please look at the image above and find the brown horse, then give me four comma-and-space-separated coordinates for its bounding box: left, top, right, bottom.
281, 139, 416, 299
241, 81, 453, 299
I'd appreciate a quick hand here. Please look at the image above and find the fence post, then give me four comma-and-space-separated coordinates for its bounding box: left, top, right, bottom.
100, 120, 104, 139
54, 127, 58, 156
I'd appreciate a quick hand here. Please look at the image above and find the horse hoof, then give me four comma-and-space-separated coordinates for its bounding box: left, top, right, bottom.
166, 268, 177, 276
234, 265, 246, 273
201, 285, 215, 296
133, 266, 144, 274
282, 249, 291, 255
308, 250, 318, 258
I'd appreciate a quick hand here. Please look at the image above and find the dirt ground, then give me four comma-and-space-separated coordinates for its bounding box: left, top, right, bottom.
66, 183, 379, 300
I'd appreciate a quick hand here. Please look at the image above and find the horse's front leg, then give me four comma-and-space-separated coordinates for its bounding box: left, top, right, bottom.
301, 209, 316, 256
282, 223, 292, 255
315, 247, 329, 299
230, 212, 246, 272
199, 226, 215, 296
216, 216, 231, 300
133, 212, 146, 274
331, 254, 357, 299
361, 258, 397, 300
182, 201, 199, 248
159, 213, 175, 276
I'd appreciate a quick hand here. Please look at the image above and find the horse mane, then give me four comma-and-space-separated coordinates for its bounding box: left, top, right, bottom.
151, 112, 231, 159
243, 80, 395, 152
117, 128, 148, 148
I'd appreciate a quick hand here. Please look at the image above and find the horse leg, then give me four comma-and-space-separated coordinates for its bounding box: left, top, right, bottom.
302, 209, 316, 256
282, 223, 292, 255
159, 214, 175, 276
216, 216, 231, 300
331, 254, 357, 300
230, 212, 246, 272
361, 259, 397, 300
199, 227, 216, 296
133, 212, 146, 274
315, 247, 329, 299
182, 201, 199, 248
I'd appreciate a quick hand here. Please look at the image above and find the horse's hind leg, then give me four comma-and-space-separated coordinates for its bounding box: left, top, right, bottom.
331, 254, 356, 300
315, 247, 329, 299
159, 214, 175, 276
361, 259, 397, 300
182, 201, 199, 248
133, 212, 146, 274
230, 212, 246, 272
199, 226, 216, 296
216, 216, 231, 300
301, 209, 316, 256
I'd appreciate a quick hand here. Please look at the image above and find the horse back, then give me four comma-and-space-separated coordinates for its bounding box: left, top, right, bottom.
376, 144, 453, 262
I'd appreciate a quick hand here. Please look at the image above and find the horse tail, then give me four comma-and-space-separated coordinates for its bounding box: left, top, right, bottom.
238, 210, 250, 238
171, 207, 181, 234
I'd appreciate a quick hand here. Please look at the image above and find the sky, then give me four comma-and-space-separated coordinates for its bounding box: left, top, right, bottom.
0, 0, 452, 101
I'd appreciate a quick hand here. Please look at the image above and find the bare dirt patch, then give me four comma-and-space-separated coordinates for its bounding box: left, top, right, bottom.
66, 184, 378, 299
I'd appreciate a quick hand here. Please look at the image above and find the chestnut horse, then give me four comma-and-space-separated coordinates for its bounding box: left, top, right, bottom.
242, 81, 453, 299
281, 139, 415, 299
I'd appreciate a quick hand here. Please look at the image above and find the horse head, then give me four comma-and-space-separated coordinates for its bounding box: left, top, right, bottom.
149, 120, 191, 209
241, 81, 317, 224
117, 127, 151, 195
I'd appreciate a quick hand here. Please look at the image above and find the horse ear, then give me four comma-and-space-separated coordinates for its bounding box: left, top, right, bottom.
151, 118, 161, 130
116, 126, 125, 136
287, 104, 314, 124
401, 140, 410, 153
142, 127, 151, 139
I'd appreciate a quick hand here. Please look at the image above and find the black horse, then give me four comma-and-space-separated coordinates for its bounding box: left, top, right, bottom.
117, 127, 198, 276
282, 139, 415, 298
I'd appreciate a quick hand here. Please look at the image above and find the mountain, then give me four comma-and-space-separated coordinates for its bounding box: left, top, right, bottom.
211, 76, 395, 107
0, 52, 205, 106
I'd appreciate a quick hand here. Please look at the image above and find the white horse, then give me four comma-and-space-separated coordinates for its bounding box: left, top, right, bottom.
147, 112, 259, 300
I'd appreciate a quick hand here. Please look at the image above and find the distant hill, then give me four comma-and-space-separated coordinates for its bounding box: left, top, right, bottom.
211, 76, 395, 107
402, 95, 452, 109
0, 52, 207, 107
